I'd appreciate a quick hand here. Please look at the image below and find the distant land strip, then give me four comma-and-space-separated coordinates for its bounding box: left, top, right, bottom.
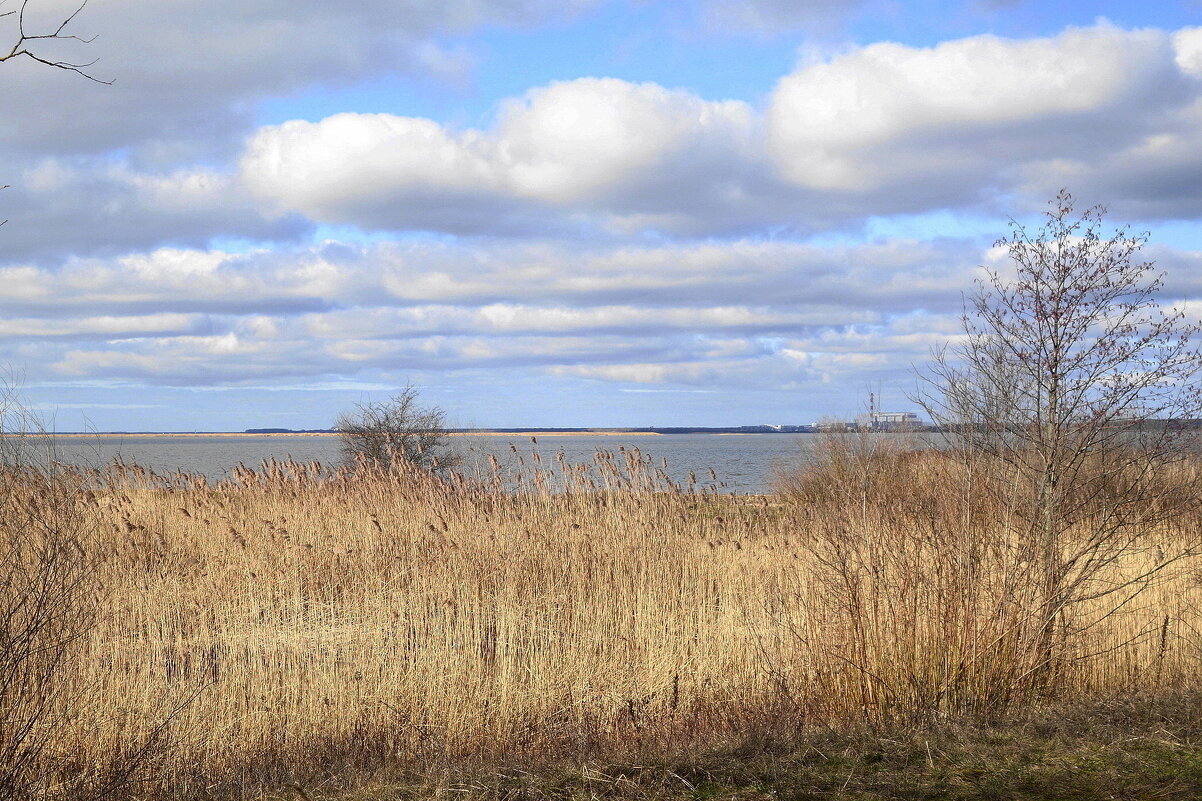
25, 420, 1202, 437
34, 425, 830, 437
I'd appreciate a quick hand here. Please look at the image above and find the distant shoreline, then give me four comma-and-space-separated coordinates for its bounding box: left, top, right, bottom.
11, 429, 821, 438
13, 432, 343, 438
21, 431, 669, 438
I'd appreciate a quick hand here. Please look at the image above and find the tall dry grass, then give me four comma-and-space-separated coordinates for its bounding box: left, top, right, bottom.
15, 438, 1202, 798
0, 464, 100, 801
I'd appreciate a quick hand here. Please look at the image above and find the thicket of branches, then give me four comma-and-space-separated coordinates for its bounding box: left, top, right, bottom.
0, 400, 103, 800
335, 385, 458, 473
917, 189, 1202, 694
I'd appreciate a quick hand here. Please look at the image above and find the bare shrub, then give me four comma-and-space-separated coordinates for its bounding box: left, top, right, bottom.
334, 384, 458, 472
0, 404, 101, 800
773, 428, 925, 507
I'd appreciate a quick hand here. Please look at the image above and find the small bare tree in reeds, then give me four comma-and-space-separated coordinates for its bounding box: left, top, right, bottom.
335, 384, 458, 473
918, 190, 1202, 697
772, 431, 1202, 725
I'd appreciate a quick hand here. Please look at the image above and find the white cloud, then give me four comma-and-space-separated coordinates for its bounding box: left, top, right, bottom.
242, 113, 499, 223
0, 235, 988, 386
233, 23, 1202, 238
495, 78, 755, 203
557, 362, 710, 384
0, 232, 1194, 400
9, 21, 1202, 254
0, 236, 982, 318
0, 313, 199, 339
5, 8, 1202, 429
241, 77, 759, 232
1173, 27, 1202, 76
301, 303, 870, 340
1015, 120, 1202, 219
768, 23, 1186, 195
553, 314, 958, 391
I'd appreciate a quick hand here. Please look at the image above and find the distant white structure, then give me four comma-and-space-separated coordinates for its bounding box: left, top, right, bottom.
811, 392, 925, 431
875, 411, 918, 423
866, 391, 923, 429
871, 411, 921, 428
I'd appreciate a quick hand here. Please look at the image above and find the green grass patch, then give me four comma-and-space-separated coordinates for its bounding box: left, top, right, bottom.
298, 693, 1202, 801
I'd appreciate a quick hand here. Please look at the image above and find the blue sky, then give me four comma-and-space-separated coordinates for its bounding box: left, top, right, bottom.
1, 0, 1201, 430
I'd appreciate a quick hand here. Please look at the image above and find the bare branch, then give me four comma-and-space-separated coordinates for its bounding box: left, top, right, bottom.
0, 0, 109, 84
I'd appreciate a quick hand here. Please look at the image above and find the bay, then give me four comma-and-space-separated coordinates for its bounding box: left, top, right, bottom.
26, 432, 929, 494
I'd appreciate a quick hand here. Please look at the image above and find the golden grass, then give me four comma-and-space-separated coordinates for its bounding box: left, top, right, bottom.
14, 440, 1202, 798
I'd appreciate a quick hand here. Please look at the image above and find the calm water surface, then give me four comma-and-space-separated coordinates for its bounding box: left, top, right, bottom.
36, 433, 928, 494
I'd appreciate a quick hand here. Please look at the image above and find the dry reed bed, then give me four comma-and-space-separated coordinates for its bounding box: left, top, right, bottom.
27, 446, 1202, 796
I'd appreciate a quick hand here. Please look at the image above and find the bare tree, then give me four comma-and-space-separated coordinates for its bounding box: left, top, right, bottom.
0, 0, 106, 82
918, 190, 1202, 690
336, 385, 458, 472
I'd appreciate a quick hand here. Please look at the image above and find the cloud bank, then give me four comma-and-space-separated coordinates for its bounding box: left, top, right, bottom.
4, 10, 1202, 426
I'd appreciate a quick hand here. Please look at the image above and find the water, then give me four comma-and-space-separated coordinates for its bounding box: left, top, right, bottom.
29, 433, 840, 493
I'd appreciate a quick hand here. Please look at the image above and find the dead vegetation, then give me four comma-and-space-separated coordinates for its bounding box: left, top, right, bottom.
4, 436, 1202, 798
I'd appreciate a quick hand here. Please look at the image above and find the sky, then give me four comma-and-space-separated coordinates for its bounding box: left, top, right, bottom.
1, 0, 1201, 431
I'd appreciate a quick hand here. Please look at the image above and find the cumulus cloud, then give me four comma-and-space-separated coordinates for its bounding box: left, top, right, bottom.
0, 0, 614, 257
8, 20, 1202, 255
495, 79, 755, 204
0, 236, 983, 317
232, 23, 1202, 239
552, 313, 960, 391
241, 78, 762, 234
1013, 31, 1202, 217
6, 11, 1202, 427
0, 313, 202, 340
1173, 27, 1202, 75
767, 23, 1193, 204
